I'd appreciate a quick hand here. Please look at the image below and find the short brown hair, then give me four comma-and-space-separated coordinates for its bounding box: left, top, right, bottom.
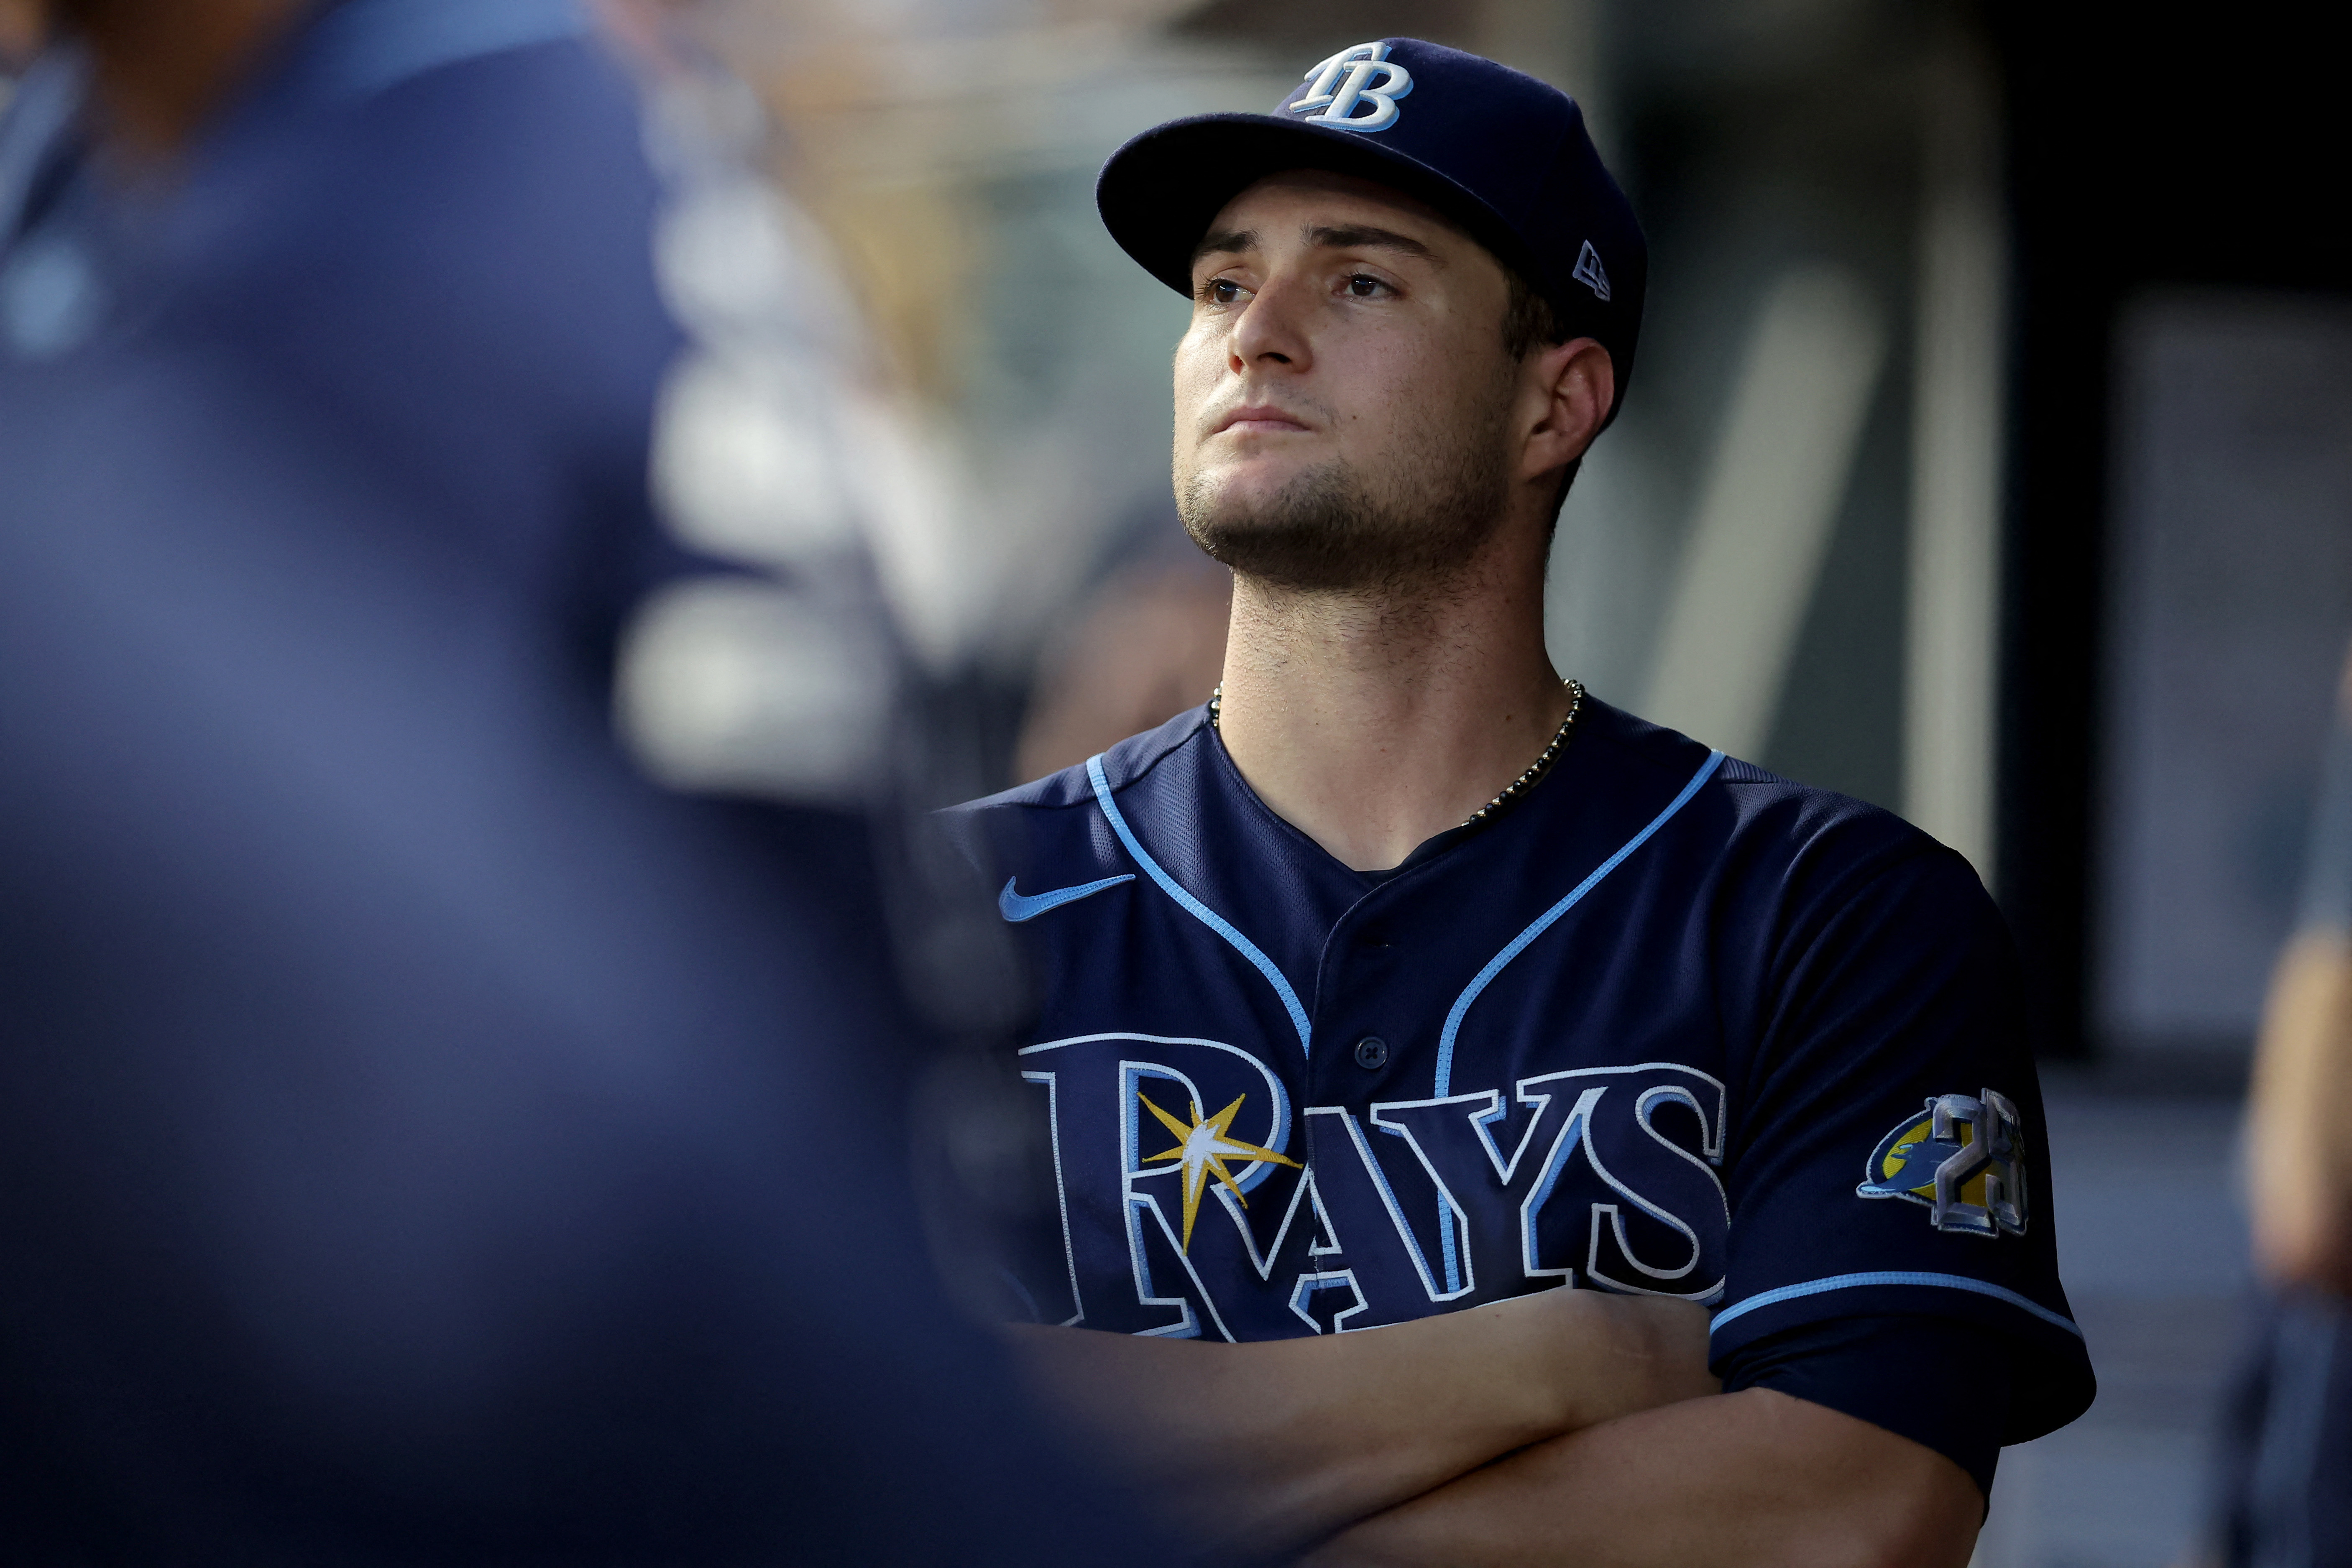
1502, 265, 1569, 361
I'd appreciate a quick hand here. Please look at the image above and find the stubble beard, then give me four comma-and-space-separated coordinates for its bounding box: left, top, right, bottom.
1175, 402, 1515, 595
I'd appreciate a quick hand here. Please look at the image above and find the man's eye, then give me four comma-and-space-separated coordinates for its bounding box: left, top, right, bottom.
1206, 278, 1248, 305
1345, 274, 1389, 298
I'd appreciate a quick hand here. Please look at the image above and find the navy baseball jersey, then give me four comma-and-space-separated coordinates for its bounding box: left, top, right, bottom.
947, 695, 2096, 1453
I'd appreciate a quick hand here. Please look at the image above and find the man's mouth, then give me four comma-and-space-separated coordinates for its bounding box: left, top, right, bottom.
1210, 404, 1313, 437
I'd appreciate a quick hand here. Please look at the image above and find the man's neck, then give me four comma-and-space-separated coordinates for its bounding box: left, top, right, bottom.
1214, 525, 1570, 873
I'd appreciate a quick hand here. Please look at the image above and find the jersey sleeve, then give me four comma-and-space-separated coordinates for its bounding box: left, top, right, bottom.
1711, 839, 2096, 1445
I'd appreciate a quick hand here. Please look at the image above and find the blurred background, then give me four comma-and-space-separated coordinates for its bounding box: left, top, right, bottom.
7, 0, 2347, 1561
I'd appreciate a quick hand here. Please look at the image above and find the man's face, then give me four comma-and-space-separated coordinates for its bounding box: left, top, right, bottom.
1172, 168, 1522, 592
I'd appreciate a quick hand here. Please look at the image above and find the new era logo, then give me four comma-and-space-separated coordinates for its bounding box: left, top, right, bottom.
1572, 240, 1611, 301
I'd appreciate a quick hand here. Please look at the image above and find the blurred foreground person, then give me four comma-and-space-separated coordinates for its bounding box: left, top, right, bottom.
950, 38, 2092, 1566
1013, 548, 1232, 784
0, 2, 1156, 1562
2205, 644, 2352, 1565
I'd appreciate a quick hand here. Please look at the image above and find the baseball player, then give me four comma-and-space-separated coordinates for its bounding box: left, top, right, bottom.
947, 38, 2095, 1565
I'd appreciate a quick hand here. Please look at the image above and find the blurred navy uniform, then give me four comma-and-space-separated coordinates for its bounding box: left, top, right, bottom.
0, 2, 1148, 1561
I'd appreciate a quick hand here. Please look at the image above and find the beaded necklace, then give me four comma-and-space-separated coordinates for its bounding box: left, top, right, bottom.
1206, 679, 1585, 831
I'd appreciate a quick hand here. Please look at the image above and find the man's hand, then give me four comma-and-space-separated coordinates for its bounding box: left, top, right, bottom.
1005, 1288, 1715, 1555
1299, 1387, 1983, 1568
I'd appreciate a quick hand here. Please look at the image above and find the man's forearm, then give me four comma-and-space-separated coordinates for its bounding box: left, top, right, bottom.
1301, 1387, 1981, 1568
1006, 1290, 1713, 1555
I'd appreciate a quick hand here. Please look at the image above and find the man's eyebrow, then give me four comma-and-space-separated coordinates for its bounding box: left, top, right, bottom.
1306, 224, 1446, 265
1188, 223, 1447, 270
1191, 228, 1257, 267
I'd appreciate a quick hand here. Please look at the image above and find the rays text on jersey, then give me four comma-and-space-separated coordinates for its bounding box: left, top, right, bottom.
1015, 1034, 1728, 1340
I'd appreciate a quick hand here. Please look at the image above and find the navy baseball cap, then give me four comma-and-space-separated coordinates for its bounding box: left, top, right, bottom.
1097, 38, 1646, 420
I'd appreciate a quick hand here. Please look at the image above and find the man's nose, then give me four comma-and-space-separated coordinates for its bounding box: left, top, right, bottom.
1228, 272, 1314, 373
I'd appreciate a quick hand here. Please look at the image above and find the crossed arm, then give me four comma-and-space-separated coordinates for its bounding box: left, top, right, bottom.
1007, 1290, 1980, 1566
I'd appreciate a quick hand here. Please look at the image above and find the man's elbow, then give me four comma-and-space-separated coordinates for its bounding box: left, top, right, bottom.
1806, 1474, 1981, 1568
1740, 1389, 1984, 1568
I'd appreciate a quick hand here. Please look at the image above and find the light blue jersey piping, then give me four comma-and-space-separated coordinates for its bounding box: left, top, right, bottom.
1709, 1270, 2084, 1338
1087, 754, 1314, 1055
1433, 749, 1726, 1098
1415, 748, 1722, 1292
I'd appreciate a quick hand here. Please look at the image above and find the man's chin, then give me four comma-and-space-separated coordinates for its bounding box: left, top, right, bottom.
1183, 458, 1317, 509
1176, 467, 1506, 595
1180, 511, 1396, 594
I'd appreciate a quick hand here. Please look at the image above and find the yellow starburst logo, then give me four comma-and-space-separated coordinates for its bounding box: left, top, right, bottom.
1140, 1090, 1301, 1254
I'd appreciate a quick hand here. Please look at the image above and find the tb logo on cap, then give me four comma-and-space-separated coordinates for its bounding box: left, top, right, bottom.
1293, 42, 1414, 133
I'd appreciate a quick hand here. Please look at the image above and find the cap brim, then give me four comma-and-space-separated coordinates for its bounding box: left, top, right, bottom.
1095, 113, 1542, 302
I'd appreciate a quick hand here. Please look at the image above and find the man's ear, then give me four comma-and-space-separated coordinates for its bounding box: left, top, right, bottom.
1519, 337, 1615, 483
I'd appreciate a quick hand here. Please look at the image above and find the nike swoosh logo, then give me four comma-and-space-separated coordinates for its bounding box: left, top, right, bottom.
999, 874, 1136, 922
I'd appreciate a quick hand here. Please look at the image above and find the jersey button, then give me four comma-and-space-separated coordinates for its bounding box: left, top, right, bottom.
1353, 1036, 1389, 1070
